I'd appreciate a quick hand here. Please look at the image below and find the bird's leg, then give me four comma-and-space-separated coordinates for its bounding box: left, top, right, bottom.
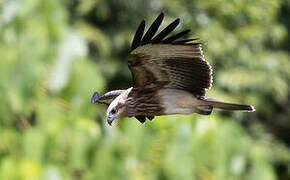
91, 92, 110, 106
91, 92, 100, 104
97, 101, 110, 106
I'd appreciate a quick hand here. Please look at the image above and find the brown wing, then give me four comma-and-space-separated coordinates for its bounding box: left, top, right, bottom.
128, 44, 213, 96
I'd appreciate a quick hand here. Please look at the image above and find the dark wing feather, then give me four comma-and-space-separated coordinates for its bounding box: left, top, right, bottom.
141, 13, 164, 45
128, 44, 212, 96
162, 29, 191, 43
131, 13, 195, 52
131, 20, 145, 51
151, 18, 180, 44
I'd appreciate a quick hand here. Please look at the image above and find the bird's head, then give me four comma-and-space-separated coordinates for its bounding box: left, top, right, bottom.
106, 88, 132, 125
106, 96, 124, 126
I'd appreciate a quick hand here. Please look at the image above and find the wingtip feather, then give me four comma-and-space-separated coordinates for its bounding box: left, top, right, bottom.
151, 18, 180, 44
131, 20, 146, 51
141, 12, 164, 45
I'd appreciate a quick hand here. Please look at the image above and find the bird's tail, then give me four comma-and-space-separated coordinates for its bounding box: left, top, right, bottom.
200, 98, 255, 112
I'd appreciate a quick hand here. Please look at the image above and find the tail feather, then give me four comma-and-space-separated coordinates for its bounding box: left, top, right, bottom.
200, 98, 255, 112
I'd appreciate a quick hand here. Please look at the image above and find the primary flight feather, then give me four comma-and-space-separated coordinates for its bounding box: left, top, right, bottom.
91, 13, 255, 125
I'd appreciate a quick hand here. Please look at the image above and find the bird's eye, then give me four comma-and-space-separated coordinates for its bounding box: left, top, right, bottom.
111, 109, 117, 114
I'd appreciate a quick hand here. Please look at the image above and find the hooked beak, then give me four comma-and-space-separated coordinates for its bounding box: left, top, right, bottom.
107, 115, 116, 126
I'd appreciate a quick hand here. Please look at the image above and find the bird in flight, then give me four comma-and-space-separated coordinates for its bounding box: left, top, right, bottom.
91, 13, 255, 126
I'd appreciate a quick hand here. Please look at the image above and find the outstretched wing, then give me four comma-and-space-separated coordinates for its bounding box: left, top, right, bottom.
129, 44, 212, 96
128, 13, 212, 97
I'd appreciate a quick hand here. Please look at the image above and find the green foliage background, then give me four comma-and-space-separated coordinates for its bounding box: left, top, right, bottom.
0, 0, 290, 179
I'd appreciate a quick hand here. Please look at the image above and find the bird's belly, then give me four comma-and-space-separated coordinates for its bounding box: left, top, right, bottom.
158, 89, 200, 115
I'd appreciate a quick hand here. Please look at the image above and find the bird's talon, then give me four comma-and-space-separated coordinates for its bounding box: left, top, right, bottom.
91, 92, 100, 104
